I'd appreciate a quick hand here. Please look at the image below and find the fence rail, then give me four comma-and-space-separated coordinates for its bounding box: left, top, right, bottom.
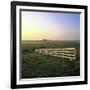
35, 48, 76, 61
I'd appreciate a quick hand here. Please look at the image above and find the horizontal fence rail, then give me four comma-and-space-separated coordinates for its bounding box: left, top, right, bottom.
35, 48, 76, 61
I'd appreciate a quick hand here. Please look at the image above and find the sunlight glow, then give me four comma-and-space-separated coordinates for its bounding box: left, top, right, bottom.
21, 11, 80, 41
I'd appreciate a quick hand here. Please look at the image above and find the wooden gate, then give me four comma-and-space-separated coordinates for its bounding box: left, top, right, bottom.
35, 48, 76, 61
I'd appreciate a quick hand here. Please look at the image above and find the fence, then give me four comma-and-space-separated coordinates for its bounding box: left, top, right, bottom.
35, 48, 76, 61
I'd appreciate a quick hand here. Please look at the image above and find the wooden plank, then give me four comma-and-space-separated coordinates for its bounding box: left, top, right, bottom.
63, 54, 75, 56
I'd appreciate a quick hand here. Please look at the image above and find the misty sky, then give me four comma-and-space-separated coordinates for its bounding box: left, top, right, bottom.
21, 11, 80, 41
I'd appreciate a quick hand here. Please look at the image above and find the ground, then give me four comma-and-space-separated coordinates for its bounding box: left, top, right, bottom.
21, 41, 80, 78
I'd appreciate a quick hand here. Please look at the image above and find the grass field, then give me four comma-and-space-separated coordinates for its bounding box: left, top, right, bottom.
21, 40, 80, 78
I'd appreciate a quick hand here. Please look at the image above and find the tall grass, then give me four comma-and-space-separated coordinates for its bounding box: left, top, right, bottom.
21, 41, 80, 78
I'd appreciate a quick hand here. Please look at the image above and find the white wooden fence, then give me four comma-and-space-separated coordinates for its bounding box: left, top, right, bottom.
35, 48, 76, 61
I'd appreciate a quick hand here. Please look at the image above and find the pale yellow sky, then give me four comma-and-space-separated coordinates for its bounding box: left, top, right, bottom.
21, 11, 80, 41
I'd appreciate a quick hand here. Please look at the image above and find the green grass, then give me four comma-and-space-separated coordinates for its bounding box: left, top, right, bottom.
21, 41, 80, 78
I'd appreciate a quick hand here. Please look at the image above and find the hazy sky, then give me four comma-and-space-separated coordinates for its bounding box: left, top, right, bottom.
21, 11, 80, 40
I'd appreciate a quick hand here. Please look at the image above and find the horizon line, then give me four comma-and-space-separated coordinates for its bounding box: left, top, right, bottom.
21, 39, 80, 41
